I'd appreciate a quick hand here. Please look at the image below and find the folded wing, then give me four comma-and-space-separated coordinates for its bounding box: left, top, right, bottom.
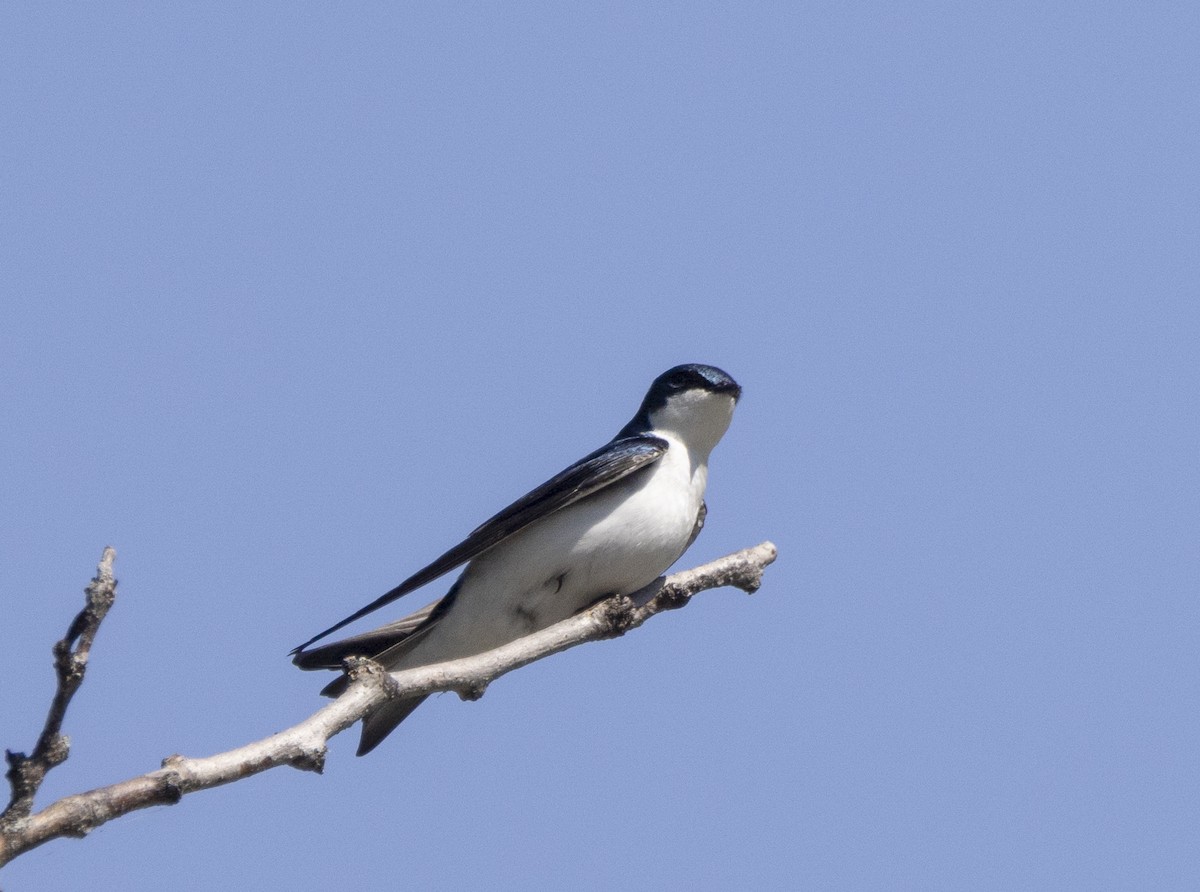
290, 435, 668, 658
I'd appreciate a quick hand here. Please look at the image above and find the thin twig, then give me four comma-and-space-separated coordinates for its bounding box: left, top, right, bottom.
1, 547, 117, 831
0, 541, 776, 866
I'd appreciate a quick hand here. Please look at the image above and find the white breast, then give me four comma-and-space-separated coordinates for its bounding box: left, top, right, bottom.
393, 434, 707, 667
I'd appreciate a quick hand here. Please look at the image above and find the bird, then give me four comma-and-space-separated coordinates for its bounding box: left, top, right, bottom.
291, 363, 741, 755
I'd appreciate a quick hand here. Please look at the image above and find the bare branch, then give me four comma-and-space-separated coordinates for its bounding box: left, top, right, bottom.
2, 547, 117, 830
0, 541, 776, 866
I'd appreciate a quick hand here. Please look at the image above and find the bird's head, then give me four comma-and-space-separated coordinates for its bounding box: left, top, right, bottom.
620, 364, 741, 455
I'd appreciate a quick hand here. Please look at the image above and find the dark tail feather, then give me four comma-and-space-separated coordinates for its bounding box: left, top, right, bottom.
292, 598, 447, 671
292, 590, 458, 755
320, 674, 350, 698
357, 696, 428, 756
314, 661, 427, 754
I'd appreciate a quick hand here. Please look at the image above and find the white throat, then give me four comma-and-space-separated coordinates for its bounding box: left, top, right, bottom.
647, 390, 737, 463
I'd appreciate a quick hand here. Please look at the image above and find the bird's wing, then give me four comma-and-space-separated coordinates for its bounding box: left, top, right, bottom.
292, 596, 449, 671
290, 434, 669, 657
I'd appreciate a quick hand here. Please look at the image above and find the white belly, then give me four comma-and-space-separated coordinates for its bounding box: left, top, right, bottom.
393, 436, 706, 668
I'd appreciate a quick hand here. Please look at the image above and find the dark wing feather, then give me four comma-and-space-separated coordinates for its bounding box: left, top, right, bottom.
290, 435, 668, 657
292, 597, 448, 671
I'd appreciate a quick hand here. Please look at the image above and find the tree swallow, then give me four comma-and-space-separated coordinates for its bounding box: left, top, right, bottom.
292, 364, 741, 755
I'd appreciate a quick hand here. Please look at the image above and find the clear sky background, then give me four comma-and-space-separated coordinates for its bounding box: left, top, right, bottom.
3, 4, 1197, 890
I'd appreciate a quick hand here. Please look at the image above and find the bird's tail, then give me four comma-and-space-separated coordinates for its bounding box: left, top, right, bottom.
357, 696, 428, 756
315, 668, 430, 755
293, 590, 461, 755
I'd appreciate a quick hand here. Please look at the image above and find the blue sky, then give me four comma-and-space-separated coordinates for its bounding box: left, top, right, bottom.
3, 4, 1198, 890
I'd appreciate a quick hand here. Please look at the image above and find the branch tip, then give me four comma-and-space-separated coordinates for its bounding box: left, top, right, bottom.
1, 550, 119, 837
